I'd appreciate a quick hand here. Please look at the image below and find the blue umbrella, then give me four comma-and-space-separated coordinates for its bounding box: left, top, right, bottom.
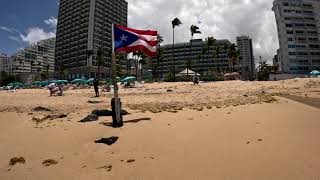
71, 78, 87, 84
55, 80, 69, 85
310, 70, 320, 75
121, 76, 136, 82
85, 78, 95, 84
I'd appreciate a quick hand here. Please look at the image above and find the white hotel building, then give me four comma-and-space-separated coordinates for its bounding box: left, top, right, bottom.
272, 0, 320, 74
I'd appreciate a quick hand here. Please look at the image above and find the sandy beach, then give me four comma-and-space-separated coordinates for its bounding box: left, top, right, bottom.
0, 78, 320, 180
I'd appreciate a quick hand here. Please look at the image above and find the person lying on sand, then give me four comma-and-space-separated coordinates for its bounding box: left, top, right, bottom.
47, 83, 63, 96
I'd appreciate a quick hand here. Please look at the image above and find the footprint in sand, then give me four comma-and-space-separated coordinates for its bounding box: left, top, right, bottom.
96, 165, 112, 172
257, 139, 263, 142
42, 159, 58, 167
127, 159, 135, 163
9, 157, 26, 166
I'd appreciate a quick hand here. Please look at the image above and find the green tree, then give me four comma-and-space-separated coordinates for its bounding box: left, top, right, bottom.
158, 48, 165, 79
228, 44, 240, 72
45, 64, 50, 80
215, 46, 221, 73
223, 44, 229, 73
0, 71, 16, 86
257, 61, 273, 81
187, 25, 201, 75
96, 48, 105, 82
171, 17, 182, 79
156, 34, 164, 79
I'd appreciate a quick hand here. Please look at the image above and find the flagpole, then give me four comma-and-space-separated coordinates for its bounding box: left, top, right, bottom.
111, 23, 123, 127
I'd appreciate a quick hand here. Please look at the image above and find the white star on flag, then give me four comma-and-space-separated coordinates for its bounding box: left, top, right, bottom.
120, 34, 128, 41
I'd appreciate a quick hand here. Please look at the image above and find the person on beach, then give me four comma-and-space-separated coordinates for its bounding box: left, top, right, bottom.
47, 83, 63, 96
93, 78, 99, 97
193, 75, 199, 85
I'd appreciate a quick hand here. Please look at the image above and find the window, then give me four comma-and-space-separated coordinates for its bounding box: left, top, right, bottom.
287, 30, 293, 34
283, 2, 289, 6
297, 37, 306, 41
297, 52, 308, 56
284, 9, 291, 13
288, 37, 293, 41
288, 44, 295, 48
289, 52, 296, 56
286, 24, 293, 27
296, 30, 304, 34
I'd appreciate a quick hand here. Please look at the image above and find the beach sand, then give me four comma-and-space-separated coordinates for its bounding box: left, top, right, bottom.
0, 78, 320, 180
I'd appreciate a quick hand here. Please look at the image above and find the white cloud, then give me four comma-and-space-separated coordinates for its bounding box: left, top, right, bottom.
8, 36, 21, 43
44, 17, 58, 30
127, 0, 279, 62
20, 27, 55, 44
0, 26, 20, 34
2, 17, 57, 45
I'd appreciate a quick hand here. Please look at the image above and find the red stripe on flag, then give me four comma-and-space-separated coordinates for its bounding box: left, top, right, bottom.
115, 25, 157, 36
116, 45, 157, 57
145, 40, 158, 47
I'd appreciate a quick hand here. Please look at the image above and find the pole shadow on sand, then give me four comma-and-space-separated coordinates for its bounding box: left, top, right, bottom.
100, 118, 152, 127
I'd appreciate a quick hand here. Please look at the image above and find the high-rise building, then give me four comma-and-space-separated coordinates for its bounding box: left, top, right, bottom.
236, 36, 255, 80
0, 53, 13, 74
11, 38, 55, 75
272, 0, 320, 74
157, 39, 232, 77
55, 0, 128, 79
0, 53, 4, 72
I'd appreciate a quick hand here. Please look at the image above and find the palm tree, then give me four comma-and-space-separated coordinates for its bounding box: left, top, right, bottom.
223, 44, 229, 73
171, 17, 182, 79
158, 48, 165, 79
132, 51, 139, 77
205, 37, 216, 75
215, 46, 221, 73
86, 50, 94, 78
96, 48, 105, 82
187, 25, 201, 75
46, 64, 50, 80
228, 44, 240, 72
156, 34, 164, 79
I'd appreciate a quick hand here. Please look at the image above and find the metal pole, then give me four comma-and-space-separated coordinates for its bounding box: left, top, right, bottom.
111, 23, 123, 127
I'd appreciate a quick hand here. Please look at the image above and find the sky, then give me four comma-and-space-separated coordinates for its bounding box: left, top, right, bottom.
0, 0, 279, 62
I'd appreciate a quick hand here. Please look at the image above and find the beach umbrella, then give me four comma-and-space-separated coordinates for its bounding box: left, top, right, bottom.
71, 78, 87, 84
121, 76, 136, 82
85, 78, 94, 85
310, 70, 320, 75
39, 81, 50, 86
55, 80, 69, 85
7, 82, 24, 87
31, 81, 40, 86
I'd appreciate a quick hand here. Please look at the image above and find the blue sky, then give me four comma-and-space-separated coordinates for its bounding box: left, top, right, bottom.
0, 0, 59, 55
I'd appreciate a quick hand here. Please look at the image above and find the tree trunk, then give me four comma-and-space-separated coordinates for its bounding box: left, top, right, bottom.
172, 28, 175, 79
187, 37, 193, 76
201, 54, 204, 76
97, 65, 101, 82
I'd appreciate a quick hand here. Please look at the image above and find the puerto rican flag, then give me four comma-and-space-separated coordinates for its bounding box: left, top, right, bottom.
113, 24, 158, 57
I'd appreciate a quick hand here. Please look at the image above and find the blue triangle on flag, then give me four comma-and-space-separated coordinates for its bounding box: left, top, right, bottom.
114, 26, 139, 50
